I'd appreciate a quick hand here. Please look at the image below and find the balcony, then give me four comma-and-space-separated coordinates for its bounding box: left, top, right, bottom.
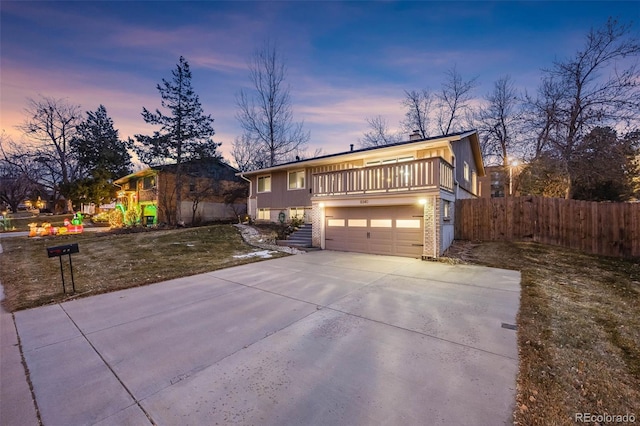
312, 157, 454, 197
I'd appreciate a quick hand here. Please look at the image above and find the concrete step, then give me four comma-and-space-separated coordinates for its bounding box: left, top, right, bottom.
276, 240, 312, 248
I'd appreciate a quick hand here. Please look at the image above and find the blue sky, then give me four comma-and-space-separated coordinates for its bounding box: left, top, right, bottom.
1, 1, 638, 164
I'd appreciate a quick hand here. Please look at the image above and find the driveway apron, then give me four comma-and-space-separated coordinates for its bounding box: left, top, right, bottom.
11, 250, 520, 425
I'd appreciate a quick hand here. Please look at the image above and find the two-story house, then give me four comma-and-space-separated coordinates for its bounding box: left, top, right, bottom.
240, 130, 484, 259
114, 158, 247, 226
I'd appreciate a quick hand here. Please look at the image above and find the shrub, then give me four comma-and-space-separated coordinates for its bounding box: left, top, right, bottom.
108, 209, 124, 228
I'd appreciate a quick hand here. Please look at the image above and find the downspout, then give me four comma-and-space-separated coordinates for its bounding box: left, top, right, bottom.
432, 195, 438, 258
239, 173, 253, 219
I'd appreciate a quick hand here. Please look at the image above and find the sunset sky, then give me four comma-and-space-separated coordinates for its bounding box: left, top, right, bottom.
1, 1, 637, 165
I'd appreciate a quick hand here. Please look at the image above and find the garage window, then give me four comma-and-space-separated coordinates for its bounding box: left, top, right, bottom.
348, 219, 367, 227
328, 219, 345, 227
396, 219, 421, 228
370, 219, 392, 228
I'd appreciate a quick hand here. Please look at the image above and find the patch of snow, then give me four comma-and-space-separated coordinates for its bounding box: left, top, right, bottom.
233, 250, 275, 259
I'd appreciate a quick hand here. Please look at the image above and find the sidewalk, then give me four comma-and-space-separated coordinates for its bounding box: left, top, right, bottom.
0, 238, 39, 426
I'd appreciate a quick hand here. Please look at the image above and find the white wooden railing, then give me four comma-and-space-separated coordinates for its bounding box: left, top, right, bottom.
312, 157, 454, 196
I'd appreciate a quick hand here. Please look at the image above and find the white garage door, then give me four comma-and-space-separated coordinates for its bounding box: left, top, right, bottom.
325, 205, 424, 257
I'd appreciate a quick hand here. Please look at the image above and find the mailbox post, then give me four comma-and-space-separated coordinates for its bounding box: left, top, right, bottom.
46, 243, 79, 294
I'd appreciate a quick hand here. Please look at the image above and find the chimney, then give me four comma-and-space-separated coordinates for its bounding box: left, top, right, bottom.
409, 130, 422, 141
350, 144, 354, 151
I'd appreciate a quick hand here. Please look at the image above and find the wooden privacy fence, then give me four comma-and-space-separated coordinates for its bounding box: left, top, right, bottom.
455, 196, 640, 258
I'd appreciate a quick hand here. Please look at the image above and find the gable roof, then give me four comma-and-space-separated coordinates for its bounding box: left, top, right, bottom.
239, 130, 485, 177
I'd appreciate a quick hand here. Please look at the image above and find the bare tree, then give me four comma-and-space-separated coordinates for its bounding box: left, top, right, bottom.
0, 136, 37, 213
17, 96, 83, 212
236, 41, 310, 167
186, 176, 219, 225
223, 181, 249, 223
360, 115, 402, 148
541, 18, 640, 198
231, 133, 269, 172
522, 78, 565, 160
436, 65, 479, 135
477, 75, 523, 166
401, 89, 433, 138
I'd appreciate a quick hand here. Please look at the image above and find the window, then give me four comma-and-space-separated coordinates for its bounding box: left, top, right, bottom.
463, 162, 470, 181
258, 175, 271, 193
289, 207, 305, 220
472, 171, 477, 195
370, 219, 392, 228
443, 200, 452, 221
288, 171, 305, 190
138, 176, 156, 190
328, 219, 345, 227
257, 208, 270, 220
348, 219, 367, 227
189, 177, 196, 193
396, 219, 421, 229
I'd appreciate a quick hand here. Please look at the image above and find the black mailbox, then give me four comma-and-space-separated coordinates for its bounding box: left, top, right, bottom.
47, 243, 80, 258
46, 243, 79, 293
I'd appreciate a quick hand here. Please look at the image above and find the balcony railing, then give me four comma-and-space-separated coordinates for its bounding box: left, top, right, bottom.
312, 157, 454, 197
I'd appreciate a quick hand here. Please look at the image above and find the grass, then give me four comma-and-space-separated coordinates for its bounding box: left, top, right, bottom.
447, 241, 640, 425
0, 225, 288, 312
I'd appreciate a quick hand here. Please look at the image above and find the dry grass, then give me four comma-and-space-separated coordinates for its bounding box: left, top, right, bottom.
0, 225, 287, 312
447, 241, 640, 425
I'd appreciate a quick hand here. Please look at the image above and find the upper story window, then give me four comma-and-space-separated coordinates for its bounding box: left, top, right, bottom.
464, 162, 470, 181
366, 156, 415, 167
142, 176, 156, 190
258, 175, 271, 193
472, 171, 477, 194
288, 170, 305, 190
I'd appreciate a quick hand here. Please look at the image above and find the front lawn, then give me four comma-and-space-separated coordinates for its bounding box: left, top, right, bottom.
448, 241, 640, 426
0, 225, 287, 311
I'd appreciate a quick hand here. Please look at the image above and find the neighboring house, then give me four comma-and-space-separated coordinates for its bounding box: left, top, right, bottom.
479, 165, 507, 198
114, 158, 247, 226
478, 165, 522, 198
240, 130, 485, 258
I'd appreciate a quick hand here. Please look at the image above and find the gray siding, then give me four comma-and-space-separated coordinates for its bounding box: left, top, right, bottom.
451, 136, 479, 195
253, 169, 313, 210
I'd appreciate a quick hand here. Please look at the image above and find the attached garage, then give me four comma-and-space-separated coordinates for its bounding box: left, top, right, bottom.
324, 205, 424, 257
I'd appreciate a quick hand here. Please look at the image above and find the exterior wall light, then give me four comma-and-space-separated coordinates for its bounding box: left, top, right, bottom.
418, 198, 427, 205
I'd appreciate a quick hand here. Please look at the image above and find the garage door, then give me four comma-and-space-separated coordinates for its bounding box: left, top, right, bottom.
325, 205, 424, 257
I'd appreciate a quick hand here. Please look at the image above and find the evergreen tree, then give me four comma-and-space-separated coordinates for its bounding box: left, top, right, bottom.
74, 105, 133, 177
70, 105, 133, 205
134, 56, 219, 224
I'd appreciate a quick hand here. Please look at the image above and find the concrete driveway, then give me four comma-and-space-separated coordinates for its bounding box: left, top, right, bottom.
7, 251, 520, 425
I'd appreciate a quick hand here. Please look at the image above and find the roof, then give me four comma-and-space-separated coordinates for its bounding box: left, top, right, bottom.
239, 130, 485, 177
114, 158, 240, 184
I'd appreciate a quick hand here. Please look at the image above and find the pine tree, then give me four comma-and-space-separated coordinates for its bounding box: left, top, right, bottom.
134, 56, 219, 224
74, 105, 133, 178
69, 105, 133, 206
